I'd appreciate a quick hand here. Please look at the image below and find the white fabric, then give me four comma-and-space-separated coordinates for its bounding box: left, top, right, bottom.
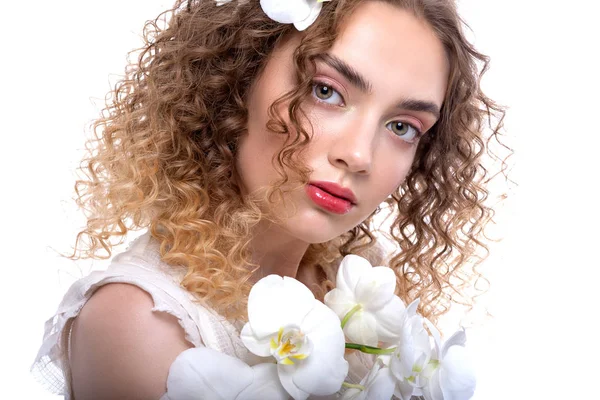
31, 232, 371, 399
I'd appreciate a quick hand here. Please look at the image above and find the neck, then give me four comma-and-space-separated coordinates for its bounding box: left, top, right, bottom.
248, 220, 310, 281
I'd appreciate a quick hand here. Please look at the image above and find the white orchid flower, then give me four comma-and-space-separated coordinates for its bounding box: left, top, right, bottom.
161, 347, 289, 400
215, 0, 330, 31
241, 275, 348, 400
324, 255, 406, 347
260, 0, 331, 31
379, 299, 431, 400
341, 359, 395, 400
215, 0, 331, 31
421, 324, 476, 400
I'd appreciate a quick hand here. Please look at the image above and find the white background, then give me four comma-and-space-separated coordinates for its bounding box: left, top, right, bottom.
1, 0, 599, 398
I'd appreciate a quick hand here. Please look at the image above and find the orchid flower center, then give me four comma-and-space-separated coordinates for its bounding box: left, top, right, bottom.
270, 326, 312, 365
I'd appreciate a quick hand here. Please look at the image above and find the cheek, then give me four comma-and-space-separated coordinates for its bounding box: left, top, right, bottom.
374, 147, 416, 196
236, 113, 293, 194
239, 96, 283, 186
236, 134, 278, 191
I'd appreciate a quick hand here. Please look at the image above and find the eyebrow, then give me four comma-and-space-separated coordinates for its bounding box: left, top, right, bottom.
314, 53, 442, 120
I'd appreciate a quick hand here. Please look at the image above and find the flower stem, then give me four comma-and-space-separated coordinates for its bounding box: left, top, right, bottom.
341, 304, 362, 329
342, 382, 365, 390
345, 343, 396, 355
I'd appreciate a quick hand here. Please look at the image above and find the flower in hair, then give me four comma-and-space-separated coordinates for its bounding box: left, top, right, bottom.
260, 0, 332, 31
216, 0, 330, 31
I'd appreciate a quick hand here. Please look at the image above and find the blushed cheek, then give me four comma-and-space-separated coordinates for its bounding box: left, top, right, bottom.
396, 163, 414, 189
383, 144, 416, 179
378, 164, 413, 202
382, 176, 404, 199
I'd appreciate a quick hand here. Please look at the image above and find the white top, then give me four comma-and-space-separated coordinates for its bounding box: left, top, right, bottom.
32, 232, 370, 399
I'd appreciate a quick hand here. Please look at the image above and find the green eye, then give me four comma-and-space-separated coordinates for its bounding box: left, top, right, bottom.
311, 81, 344, 106
390, 122, 409, 136
386, 121, 420, 143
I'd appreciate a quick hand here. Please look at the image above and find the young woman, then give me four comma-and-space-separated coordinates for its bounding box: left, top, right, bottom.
33, 0, 505, 398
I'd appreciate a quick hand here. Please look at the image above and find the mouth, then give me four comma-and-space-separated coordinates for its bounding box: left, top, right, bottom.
305, 181, 357, 215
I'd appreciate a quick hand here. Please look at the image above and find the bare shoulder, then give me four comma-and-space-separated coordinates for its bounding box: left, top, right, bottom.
69, 283, 193, 400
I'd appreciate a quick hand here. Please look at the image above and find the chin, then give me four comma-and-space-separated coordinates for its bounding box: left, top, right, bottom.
281, 209, 354, 244
293, 230, 339, 245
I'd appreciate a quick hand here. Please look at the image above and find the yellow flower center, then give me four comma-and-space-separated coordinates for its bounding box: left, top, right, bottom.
270, 326, 312, 365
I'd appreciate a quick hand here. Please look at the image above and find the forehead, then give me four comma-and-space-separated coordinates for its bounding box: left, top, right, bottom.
328, 2, 449, 104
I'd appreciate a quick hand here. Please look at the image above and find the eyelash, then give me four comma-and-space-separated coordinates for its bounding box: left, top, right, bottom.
310, 80, 423, 143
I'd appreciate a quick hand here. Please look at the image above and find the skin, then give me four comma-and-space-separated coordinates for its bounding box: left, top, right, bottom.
69, 3, 449, 398
238, 1, 449, 282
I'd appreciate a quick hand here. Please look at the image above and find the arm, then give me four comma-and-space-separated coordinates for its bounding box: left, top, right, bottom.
69, 283, 193, 400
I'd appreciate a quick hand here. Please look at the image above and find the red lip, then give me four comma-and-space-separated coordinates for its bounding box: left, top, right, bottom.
305, 181, 357, 215
310, 181, 357, 204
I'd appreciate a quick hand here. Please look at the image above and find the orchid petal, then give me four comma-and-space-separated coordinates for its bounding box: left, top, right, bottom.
410, 317, 431, 355
378, 353, 392, 368
422, 368, 443, 400
289, 352, 348, 396
440, 345, 476, 400
441, 328, 467, 359
341, 388, 364, 400
278, 364, 309, 400
291, 301, 348, 395
259, 0, 311, 24
393, 379, 416, 400
299, 301, 345, 343
162, 347, 253, 400
406, 298, 420, 316
423, 329, 474, 400
237, 363, 290, 400
354, 266, 396, 311
363, 366, 396, 400
336, 255, 373, 294
240, 323, 273, 357
323, 288, 356, 320
391, 341, 416, 380
374, 295, 406, 344
248, 275, 315, 337
293, 0, 323, 31
390, 313, 430, 382
424, 318, 442, 358
344, 310, 378, 347
342, 362, 394, 400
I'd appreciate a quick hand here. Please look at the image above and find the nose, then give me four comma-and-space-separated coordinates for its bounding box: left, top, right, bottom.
328, 115, 377, 175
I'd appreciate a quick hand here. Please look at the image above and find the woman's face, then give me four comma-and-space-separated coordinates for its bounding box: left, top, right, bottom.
237, 1, 449, 244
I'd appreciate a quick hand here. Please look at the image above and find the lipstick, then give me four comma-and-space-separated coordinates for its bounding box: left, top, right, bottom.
305, 181, 356, 214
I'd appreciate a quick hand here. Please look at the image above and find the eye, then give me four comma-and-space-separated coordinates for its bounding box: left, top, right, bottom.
311, 81, 344, 106
386, 121, 422, 143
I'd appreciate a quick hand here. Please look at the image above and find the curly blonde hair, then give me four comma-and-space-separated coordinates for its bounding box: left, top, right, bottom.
72, 0, 508, 323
